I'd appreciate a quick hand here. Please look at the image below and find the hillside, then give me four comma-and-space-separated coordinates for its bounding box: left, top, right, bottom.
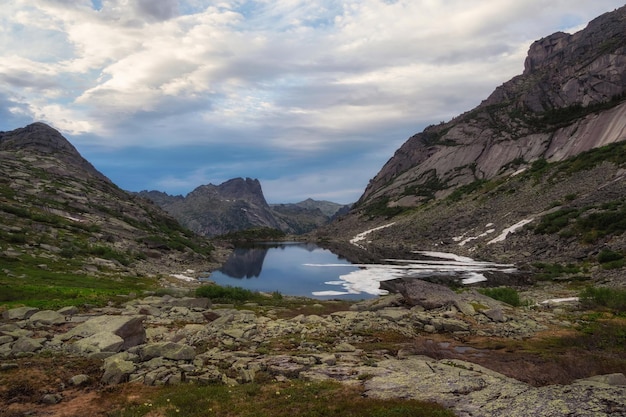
0, 123, 219, 299
319, 6, 626, 281
138, 185, 348, 237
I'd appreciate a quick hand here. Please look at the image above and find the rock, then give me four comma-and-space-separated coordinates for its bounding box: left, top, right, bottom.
0, 363, 19, 371
41, 393, 63, 404
11, 337, 44, 355
382, 279, 461, 311
138, 342, 196, 361
482, 308, 506, 323
365, 356, 626, 417
3, 306, 39, 320
580, 373, 626, 387
61, 315, 146, 350
169, 297, 211, 309
0, 335, 13, 345
28, 310, 66, 326
72, 332, 125, 354
102, 354, 137, 385
57, 306, 79, 316
68, 374, 90, 386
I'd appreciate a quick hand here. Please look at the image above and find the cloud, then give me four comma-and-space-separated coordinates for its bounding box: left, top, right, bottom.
1, 0, 624, 202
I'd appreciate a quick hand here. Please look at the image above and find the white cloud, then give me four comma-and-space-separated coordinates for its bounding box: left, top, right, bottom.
1, 0, 624, 200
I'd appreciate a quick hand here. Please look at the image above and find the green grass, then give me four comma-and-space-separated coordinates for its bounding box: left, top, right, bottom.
478, 287, 522, 307
108, 380, 455, 417
0, 255, 156, 309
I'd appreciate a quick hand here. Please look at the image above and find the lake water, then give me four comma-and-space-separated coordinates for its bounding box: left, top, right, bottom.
203, 242, 521, 300
204, 242, 370, 300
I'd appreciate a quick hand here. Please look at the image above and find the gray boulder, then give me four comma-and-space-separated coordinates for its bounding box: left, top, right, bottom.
3, 306, 39, 320
137, 342, 196, 361
11, 337, 44, 355
61, 315, 146, 350
101, 354, 137, 385
29, 310, 66, 326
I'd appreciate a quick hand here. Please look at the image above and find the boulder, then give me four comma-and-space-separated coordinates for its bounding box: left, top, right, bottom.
382, 279, 462, 311
72, 332, 125, 354
138, 342, 196, 361
61, 315, 146, 350
101, 354, 137, 385
3, 306, 39, 320
11, 337, 44, 355
68, 374, 90, 386
28, 310, 66, 326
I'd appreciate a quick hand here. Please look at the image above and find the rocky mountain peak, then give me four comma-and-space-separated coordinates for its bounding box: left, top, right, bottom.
218, 177, 267, 205
0, 122, 109, 183
358, 5, 626, 206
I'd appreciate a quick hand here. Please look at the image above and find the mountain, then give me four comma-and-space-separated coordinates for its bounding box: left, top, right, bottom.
319, 6, 626, 276
138, 183, 347, 237
359, 6, 626, 207
0, 123, 217, 279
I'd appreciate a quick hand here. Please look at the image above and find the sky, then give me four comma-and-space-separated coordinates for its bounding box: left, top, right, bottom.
1, 1, 624, 204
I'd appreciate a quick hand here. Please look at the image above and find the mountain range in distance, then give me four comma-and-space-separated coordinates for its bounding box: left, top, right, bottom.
136, 181, 350, 238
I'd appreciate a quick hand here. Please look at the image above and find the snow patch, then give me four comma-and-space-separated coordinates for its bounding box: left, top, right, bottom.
488, 218, 534, 244
349, 222, 395, 249
307, 251, 517, 296
170, 269, 197, 282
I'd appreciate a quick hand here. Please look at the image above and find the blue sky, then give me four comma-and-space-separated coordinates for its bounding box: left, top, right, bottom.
1, 1, 624, 204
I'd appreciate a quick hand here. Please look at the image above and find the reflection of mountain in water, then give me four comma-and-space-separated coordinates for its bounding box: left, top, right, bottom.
219, 246, 269, 278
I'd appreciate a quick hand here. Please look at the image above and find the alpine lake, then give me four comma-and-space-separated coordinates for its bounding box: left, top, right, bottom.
201, 242, 522, 300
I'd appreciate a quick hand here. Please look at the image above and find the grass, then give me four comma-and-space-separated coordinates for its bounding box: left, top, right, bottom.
478, 287, 522, 307
195, 285, 282, 304
107, 380, 455, 417
531, 262, 583, 281
0, 254, 156, 310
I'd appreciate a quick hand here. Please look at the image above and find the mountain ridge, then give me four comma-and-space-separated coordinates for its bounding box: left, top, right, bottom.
318, 5, 626, 282
137, 182, 349, 237
358, 5, 626, 207
0, 122, 219, 282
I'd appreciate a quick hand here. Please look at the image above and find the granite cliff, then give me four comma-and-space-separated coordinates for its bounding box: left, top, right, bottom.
322, 6, 626, 275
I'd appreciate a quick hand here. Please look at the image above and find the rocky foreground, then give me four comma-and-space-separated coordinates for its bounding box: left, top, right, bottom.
2, 280, 625, 417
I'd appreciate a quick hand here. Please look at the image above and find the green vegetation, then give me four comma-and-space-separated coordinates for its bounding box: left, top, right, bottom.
0, 255, 156, 310
534, 198, 626, 244
362, 196, 410, 219
478, 287, 523, 307
217, 227, 287, 242
195, 285, 274, 304
109, 379, 455, 417
531, 262, 583, 281
579, 286, 626, 313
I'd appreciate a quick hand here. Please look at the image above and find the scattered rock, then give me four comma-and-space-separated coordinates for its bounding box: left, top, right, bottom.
3, 306, 39, 320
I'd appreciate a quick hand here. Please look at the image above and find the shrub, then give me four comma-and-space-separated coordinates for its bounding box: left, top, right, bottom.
479, 287, 522, 307
195, 285, 258, 303
579, 286, 626, 313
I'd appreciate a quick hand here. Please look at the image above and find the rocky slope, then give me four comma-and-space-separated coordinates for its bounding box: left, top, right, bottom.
321, 6, 626, 278
359, 6, 626, 207
138, 185, 347, 237
2, 289, 625, 416
0, 123, 218, 280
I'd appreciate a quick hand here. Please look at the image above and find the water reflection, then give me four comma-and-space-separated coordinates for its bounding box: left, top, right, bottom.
205, 242, 368, 300
205, 244, 525, 299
